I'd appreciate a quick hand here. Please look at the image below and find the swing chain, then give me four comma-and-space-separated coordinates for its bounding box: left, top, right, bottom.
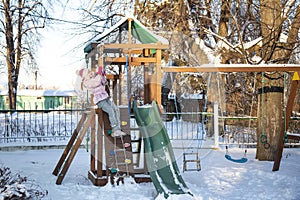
283, 72, 289, 144
259, 134, 270, 149
260, 72, 270, 149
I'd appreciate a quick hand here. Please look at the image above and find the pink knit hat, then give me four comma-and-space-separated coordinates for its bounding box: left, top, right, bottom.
76, 68, 88, 78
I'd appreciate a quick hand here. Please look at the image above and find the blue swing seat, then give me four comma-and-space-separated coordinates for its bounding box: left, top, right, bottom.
225, 154, 248, 163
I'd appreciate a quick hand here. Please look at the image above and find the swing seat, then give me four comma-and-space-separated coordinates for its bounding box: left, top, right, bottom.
225, 154, 248, 163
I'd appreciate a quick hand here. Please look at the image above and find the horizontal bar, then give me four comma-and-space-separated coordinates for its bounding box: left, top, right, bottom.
0, 109, 85, 113
102, 43, 169, 50
162, 64, 300, 73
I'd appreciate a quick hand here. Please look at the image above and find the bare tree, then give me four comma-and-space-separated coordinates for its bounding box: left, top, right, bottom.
0, 0, 54, 109
69, 0, 135, 48
134, 0, 300, 161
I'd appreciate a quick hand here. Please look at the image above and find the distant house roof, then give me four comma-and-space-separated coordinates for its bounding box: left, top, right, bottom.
0, 90, 77, 97
84, 15, 169, 53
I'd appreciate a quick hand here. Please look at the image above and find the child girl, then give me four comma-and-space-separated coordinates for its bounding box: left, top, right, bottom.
77, 67, 126, 137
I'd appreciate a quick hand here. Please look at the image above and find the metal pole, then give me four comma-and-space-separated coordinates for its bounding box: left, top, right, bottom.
214, 102, 219, 149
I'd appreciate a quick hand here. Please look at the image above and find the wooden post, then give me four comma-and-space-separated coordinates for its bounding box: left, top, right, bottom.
88, 109, 108, 186
273, 72, 300, 171
55, 110, 94, 185
155, 46, 162, 106
97, 109, 104, 177
90, 111, 96, 173
52, 112, 87, 176
113, 76, 118, 104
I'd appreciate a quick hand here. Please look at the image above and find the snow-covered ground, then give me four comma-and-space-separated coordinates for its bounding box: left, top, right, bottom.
0, 145, 299, 200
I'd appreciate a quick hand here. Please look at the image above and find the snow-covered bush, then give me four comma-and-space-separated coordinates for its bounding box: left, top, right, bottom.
0, 165, 47, 200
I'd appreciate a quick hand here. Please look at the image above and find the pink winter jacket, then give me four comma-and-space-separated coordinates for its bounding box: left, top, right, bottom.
82, 74, 109, 104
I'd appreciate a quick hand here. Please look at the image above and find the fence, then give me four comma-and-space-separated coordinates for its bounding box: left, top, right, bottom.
0, 107, 84, 145
0, 102, 218, 149
0, 102, 298, 149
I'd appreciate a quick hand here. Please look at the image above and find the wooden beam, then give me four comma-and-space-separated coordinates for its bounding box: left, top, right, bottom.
133, 57, 157, 63
123, 49, 144, 54
273, 74, 300, 171
104, 61, 144, 66
113, 49, 151, 55
287, 133, 300, 141
162, 64, 300, 73
102, 43, 169, 50
104, 57, 157, 64
103, 48, 122, 54
106, 74, 119, 80
155, 48, 162, 106
104, 57, 126, 63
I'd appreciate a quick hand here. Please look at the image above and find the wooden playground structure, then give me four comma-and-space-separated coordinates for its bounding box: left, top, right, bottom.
53, 17, 169, 185
52, 17, 300, 187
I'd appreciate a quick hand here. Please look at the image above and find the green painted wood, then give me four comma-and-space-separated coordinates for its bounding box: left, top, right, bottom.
133, 100, 192, 198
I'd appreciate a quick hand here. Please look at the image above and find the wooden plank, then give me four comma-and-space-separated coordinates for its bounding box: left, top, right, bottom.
155, 49, 162, 106
106, 74, 119, 80
287, 133, 300, 141
104, 57, 157, 64
103, 48, 122, 54
106, 49, 150, 55
272, 79, 299, 171
97, 110, 104, 178
162, 64, 300, 73
88, 171, 108, 186
133, 57, 157, 63
90, 112, 96, 173
104, 57, 126, 63
123, 49, 144, 54
56, 112, 94, 185
91, 110, 96, 173
104, 61, 145, 66
102, 43, 169, 50
52, 113, 87, 176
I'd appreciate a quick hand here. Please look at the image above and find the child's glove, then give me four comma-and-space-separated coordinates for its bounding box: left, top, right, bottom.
97, 66, 106, 76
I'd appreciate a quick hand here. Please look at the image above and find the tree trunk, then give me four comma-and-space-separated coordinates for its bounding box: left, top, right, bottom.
4, 0, 17, 110
256, 73, 284, 160
218, 0, 231, 38
256, 0, 285, 161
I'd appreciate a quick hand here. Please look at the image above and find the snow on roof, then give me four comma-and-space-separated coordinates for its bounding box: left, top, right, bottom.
0, 90, 77, 97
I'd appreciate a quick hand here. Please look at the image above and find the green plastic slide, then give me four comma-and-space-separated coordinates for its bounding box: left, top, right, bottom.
133, 101, 192, 199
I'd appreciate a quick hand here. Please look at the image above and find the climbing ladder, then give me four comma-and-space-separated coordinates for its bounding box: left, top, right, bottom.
105, 131, 134, 185
183, 152, 201, 172
113, 136, 131, 176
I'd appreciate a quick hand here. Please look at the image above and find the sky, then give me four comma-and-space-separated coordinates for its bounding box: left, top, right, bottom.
34, 2, 86, 90
35, 26, 84, 89
0, 0, 136, 91
15, 1, 89, 90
